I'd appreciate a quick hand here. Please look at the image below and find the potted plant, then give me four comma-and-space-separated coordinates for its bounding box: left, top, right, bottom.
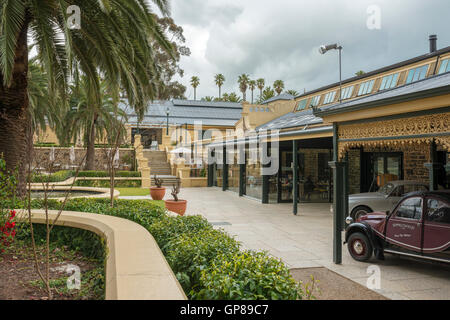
164, 178, 187, 216
150, 175, 166, 200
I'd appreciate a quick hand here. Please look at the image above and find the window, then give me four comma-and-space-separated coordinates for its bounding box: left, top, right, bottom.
396, 197, 422, 220
296, 99, 307, 111
438, 58, 450, 74
426, 198, 450, 224
357, 80, 375, 96
379, 73, 399, 91
323, 91, 336, 104
340, 86, 354, 100
309, 95, 321, 107
405, 65, 429, 84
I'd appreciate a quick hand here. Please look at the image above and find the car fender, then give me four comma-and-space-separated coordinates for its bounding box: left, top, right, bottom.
345, 222, 378, 247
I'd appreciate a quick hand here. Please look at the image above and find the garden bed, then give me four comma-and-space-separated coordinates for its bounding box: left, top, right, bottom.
0, 228, 105, 300
18, 198, 312, 300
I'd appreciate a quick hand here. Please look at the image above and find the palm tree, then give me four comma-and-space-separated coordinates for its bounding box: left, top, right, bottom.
214, 74, 225, 99
248, 80, 257, 104
191, 76, 200, 100
64, 77, 127, 169
202, 96, 214, 102
28, 59, 63, 139
238, 74, 250, 102
0, 0, 174, 189
285, 89, 299, 96
256, 78, 265, 100
273, 80, 285, 95
257, 87, 275, 103
222, 92, 242, 103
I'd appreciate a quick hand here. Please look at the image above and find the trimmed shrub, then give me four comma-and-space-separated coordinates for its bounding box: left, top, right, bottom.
31, 170, 72, 183
147, 215, 212, 253
73, 179, 141, 188
193, 251, 303, 300
22, 198, 305, 300
164, 229, 240, 294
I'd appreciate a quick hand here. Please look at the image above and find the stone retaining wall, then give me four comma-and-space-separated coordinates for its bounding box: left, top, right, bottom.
33, 147, 135, 171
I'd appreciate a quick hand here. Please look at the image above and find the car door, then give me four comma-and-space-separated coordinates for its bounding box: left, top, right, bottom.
385, 196, 423, 252
423, 197, 450, 254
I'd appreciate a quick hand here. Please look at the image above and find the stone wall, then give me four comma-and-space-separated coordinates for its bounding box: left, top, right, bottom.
300, 149, 331, 184
33, 147, 135, 171
347, 149, 361, 194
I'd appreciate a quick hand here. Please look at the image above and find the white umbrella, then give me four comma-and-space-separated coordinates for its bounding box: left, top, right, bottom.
170, 147, 191, 154
69, 146, 76, 164
49, 147, 55, 162
113, 149, 120, 166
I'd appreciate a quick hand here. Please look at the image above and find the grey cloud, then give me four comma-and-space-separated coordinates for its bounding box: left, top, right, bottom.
172, 0, 450, 99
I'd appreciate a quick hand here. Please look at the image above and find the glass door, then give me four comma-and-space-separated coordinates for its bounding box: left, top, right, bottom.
366, 152, 403, 191
279, 151, 293, 202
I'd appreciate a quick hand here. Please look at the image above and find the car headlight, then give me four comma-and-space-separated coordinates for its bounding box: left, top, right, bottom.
345, 216, 354, 225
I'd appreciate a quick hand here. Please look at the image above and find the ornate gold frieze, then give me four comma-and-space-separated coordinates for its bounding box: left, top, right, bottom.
338, 113, 450, 140
337, 112, 450, 159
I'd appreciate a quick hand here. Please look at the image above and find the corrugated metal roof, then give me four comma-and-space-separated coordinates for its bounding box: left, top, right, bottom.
256, 108, 324, 131
261, 93, 294, 105
318, 71, 450, 114
120, 100, 242, 127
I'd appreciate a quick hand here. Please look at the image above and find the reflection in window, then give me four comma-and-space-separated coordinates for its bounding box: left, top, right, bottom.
358, 80, 375, 96
379, 73, 399, 91
323, 91, 336, 104
309, 95, 321, 107
426, 199, 450, 224
396, 197, 422, 220
438, 58, 450, 74
340, 86, 354, 100
296, 99, 307, 111
405, 65, 429, 84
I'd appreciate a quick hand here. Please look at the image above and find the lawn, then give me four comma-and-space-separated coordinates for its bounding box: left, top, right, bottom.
115, 188, 150, 197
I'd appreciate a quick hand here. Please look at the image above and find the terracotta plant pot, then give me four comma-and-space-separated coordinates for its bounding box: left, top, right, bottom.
150, 187, 166, 200
164, 199, 187, 216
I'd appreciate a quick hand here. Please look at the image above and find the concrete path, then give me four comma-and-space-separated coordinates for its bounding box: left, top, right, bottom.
120, 188, 450, 300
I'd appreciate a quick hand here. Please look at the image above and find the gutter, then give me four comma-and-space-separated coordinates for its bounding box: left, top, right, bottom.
206, 125, 333, 148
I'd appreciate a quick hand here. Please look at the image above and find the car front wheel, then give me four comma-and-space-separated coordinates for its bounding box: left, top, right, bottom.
347, 232, 373, 262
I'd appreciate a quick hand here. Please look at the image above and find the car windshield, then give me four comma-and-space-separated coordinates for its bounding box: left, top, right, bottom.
379, 183, 395, 195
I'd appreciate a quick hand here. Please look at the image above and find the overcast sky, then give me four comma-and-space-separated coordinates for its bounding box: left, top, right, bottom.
167, 0, 450, 100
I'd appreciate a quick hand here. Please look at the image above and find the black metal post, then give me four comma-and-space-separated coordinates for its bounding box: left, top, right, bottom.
293, 140, 299, 215
223, 146, 228, 191
166, 111, 169, 135
329, 123, 344, 264
425, 140, 441, 191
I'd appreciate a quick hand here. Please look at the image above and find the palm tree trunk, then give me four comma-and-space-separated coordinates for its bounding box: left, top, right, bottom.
219, 86, 221, 99
85, 113, 98, 170
0, 19, 30, 195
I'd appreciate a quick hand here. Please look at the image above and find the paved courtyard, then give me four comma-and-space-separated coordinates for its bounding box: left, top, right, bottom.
121, 188, 450, 300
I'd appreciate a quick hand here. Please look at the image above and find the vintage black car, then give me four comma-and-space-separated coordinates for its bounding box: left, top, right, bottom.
345, 191, 450, 264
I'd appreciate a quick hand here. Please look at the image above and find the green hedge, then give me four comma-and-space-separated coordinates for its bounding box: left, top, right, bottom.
74, 171, 141, 178
74, 180, 141, 188
22, 198, 304, 300
30, 170, 72, 183
30, 170, 141, 183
